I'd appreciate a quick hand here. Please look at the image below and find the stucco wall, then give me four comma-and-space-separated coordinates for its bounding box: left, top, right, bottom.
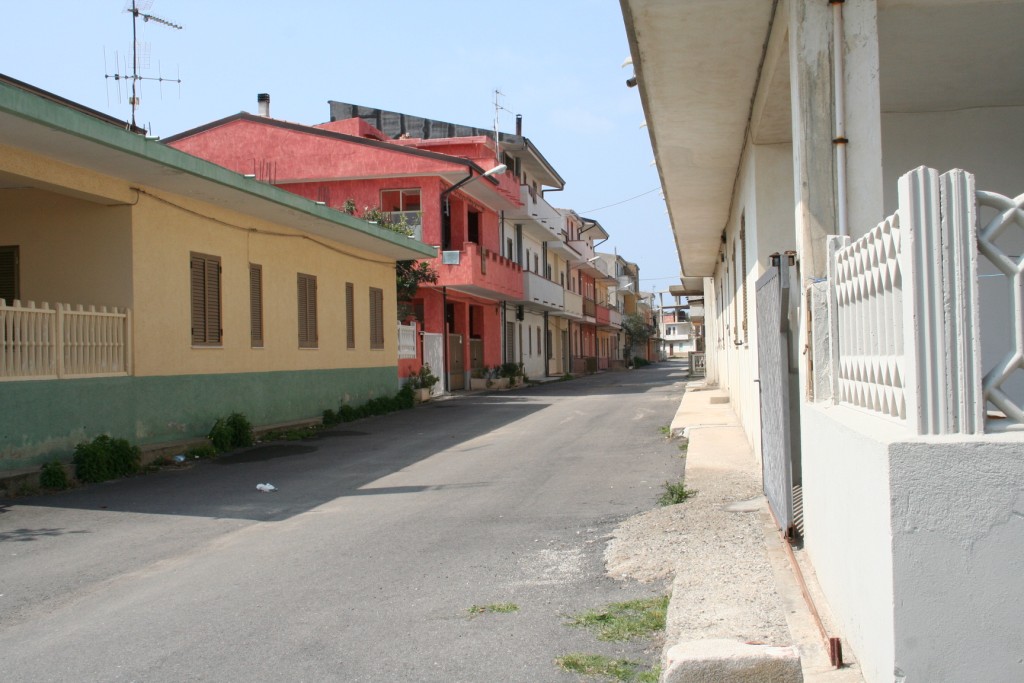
130, 190, 397, 378
889, 437, 1024, 683
801, 403, 898, 683
0, 189, 133, 309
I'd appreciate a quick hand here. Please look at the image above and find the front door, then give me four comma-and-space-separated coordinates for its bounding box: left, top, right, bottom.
448, 333, 465, 390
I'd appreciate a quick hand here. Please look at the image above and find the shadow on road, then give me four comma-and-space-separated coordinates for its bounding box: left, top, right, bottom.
5, 362, 688, 523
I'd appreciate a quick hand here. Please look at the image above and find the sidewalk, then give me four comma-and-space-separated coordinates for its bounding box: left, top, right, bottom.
659, 382, 863, 682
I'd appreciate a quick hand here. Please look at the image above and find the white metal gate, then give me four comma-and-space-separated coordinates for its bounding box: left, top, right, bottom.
756, 257, 795, 537
422, 332, 444, 397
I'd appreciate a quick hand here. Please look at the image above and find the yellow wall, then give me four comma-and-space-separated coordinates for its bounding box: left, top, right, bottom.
130, 190, 398, 377
0, 145, 400, 379
0, 189, 133, 308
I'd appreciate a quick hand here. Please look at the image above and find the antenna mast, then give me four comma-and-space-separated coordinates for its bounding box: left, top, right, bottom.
105, 0, 183, 131
493, 89, 513, 164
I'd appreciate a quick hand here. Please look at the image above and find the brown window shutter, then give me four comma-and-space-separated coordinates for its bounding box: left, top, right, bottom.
346, 282, 355, 349
249, 264, 263, 347
298, 273, 318, 348
0, 245, 19, 304
369, 287, 384, 349
191, 252, 222, 346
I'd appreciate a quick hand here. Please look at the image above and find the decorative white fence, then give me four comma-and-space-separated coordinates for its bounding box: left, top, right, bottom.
827, 167, 1023, 433
397, 321, 417, 359
0, 300, 132, 380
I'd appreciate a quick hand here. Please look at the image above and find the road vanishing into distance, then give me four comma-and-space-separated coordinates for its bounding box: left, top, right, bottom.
1, 362, 688, 682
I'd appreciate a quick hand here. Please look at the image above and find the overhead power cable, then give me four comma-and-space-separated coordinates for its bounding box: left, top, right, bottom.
581, 187, 661, 214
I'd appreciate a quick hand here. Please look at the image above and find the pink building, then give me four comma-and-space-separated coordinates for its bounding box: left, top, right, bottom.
166, 99, 526, 391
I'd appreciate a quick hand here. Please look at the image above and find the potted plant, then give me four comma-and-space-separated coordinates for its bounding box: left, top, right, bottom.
407, 365, 440, 402
498, 362, 524, 388
469, 366, 489, 391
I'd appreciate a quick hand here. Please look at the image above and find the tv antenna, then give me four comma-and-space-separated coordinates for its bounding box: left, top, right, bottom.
493, 89, 513, 162
104, 0, 183, 131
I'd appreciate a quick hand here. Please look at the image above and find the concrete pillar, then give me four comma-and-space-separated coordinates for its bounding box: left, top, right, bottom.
789, 0, 837, 282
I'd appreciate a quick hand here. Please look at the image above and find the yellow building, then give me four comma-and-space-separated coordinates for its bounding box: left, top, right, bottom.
0, 75, 434, 470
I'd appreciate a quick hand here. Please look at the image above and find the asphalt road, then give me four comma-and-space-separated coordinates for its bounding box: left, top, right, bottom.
1, 362, 689, 682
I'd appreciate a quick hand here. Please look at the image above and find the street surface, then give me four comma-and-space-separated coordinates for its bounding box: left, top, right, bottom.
1, 362, 688, 682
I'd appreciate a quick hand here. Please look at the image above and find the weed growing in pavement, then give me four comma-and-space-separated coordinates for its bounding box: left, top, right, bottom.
658, 425, 671, 437
566, 596, 669, 641
554, 653, 659, 682
39, 461, 70, 490
658, 480, 696, 506
468, 602, 519, 617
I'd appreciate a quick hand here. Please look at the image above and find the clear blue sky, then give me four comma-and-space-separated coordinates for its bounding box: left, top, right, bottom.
1, 1, 681, 289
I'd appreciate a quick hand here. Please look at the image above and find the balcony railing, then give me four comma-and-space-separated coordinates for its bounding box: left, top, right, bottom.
523, 271, 565, 312
562, 290, 583, 319
582, 298, 596, 318
824, 167, 1023, 434
1, 300, 132, 380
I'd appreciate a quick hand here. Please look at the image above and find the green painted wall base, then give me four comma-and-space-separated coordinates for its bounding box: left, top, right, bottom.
0, 366, 399, 471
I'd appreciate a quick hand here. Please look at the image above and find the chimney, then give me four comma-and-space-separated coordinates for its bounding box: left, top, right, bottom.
515, 114, 523, 136
257, 93, 270, 117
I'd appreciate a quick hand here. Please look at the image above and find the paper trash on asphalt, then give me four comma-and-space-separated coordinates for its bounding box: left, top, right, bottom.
256, 483, 277, 492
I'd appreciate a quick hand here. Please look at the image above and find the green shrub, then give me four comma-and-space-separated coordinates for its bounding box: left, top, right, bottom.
323, 408, 339, 426
339, 404, 360, 422
39, 461, 70, 490
396, 383, 415, 409
633, 356, 650, 368
209, 412, 254, 452
72, 435, 141, 483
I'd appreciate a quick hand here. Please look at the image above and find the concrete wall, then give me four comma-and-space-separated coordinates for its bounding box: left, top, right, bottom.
801, 403, 899, 683
889, 437, 1024, 683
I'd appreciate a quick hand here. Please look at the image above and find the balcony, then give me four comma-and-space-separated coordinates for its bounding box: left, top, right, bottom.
385, 210, 422, 241
568, 239, 595, 263
583, 297, 596, 319
608, 307, 622, 329
561, 290, 584, 320
522, 271, 565, 312
435, 242, 523, 301
596, 303, 610, 326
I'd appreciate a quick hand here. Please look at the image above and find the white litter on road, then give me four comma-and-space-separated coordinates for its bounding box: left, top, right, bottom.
256, 483, 277, 492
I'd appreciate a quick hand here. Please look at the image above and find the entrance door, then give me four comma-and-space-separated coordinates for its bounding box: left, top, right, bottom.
448, 333, 465, 390
469, 338, 484, 374
422, 333, 444, 397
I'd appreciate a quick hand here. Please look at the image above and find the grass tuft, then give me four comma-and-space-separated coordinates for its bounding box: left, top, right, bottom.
468, 602, 519, 616
555, 653, 656, 681
658, 480, 696, 506
566, 596, 669, 641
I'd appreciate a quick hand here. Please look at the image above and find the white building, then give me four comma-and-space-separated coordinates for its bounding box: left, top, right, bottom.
622, 1, 1024, 681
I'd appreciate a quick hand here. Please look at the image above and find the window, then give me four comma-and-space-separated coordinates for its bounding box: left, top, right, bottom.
528, 325, 533, 356
190, 252, 222, 346
346, 282, 355, 349
506, 237, 514, 260
249, 264, 263, 348
369, 287, 384, 349
537, 327, 542, 355
379, 188, 421, 212
298, 273, 318, 348
0, 245, 19, 304
534, 254, 539, 273
505, 321, 515, 362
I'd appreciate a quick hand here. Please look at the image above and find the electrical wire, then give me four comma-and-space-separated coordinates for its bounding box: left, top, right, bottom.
580, 187, 661, 214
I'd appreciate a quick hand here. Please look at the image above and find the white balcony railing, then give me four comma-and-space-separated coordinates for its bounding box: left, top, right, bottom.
523, 271, 565, 312
826, 167, 1023, 433
398, 321, 417, 359
562, 290, 584, 319
1, 300, 132, 380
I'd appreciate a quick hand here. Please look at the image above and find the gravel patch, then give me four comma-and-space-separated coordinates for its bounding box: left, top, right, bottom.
605, 426, 793, 650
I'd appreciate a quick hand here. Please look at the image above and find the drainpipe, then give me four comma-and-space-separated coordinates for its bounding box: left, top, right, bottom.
831, 0, 849, 237
442, 286, 449, 393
